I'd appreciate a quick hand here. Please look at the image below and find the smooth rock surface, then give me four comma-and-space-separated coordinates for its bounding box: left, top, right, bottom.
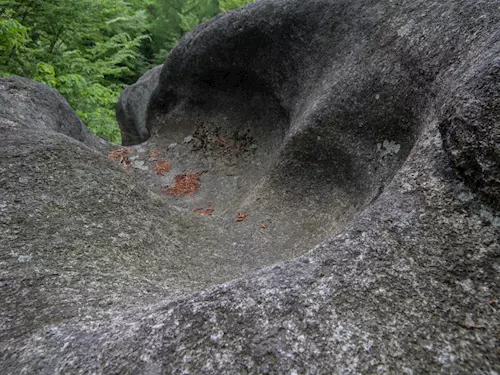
116, 65, 163, 145
0, 76, 108, 151
1, 0, 500, 374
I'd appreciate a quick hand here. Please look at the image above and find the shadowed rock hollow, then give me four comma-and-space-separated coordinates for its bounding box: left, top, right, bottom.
117, 64, 163, 145
1, 0, 499, 373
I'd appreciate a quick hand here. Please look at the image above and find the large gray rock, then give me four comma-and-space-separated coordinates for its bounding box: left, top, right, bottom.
1, 0, 500, 374
0, 76, 108, 151
439, 41, 500, 209
116, 65, 162, 145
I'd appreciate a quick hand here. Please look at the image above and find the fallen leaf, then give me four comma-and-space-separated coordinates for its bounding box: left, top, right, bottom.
165, 172, 201, 197
123, 157, 132, 169
261, 223, 269, 229
236, 212, 248, 222
198, 209, 214, 216
108, 146, 131, 157
108, 147, 133, 167
155, 160, 172, 175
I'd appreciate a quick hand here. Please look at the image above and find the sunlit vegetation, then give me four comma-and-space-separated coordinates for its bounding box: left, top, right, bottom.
0, 0, 256, 143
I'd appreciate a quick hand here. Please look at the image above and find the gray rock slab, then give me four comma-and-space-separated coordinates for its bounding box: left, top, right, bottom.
0, 76, 109, 152
1, 0, 500, 373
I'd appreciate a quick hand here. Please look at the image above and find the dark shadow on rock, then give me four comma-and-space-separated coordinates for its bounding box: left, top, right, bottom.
438, 33, 500, 209
116, 65, 162, 145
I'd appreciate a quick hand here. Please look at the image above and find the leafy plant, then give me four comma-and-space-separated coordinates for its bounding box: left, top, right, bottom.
0, 0, 257, 144
0, 0, 151, 143
149, 0, 220, 63
219, 0, 256, 12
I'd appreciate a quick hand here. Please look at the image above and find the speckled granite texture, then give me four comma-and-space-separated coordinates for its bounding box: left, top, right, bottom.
1, 0, 499, 373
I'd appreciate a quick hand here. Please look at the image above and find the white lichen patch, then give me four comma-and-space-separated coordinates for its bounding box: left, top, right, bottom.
480, 207, 500, 228
10, 250, 33, 263
132, 160, 149, 171
377, 140, 401, 157
456, 279, 475, 294
457, 191, 475, 202
397, 20, 415, 37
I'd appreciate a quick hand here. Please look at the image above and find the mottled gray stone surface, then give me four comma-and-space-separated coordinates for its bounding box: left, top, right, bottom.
0, 76, 108, 151
1, 0, 500, 373
439, 40, 500, 209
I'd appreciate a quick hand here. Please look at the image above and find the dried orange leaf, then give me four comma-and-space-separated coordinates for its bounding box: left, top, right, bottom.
198, 209, 214, 216
123, 157, 132, 168
108, 147, 133, 167
108, 147, 131, 160
236, 212, 249, 222
155, 160, 172, 175
165, 172, 201, 197
261, 223, 269, 229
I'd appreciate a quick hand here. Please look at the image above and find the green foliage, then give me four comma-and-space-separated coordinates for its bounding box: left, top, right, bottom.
219, 0, 256, 12
0, 0, 150, 144
0, 11, 29, 52
0, 0, 256, 144
149, 0, 220, 64
148, 0, 256, 64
